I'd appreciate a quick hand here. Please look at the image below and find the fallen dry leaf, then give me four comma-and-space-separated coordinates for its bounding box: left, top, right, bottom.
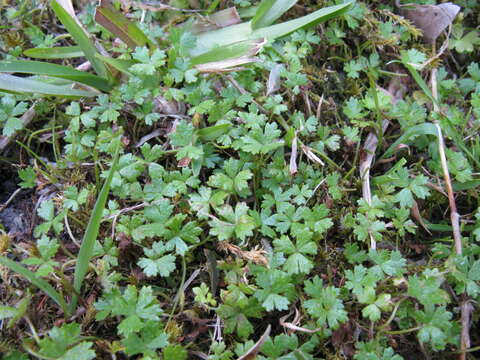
400, 2, 460, 43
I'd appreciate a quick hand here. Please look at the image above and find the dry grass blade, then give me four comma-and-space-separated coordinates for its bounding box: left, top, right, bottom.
360, 82, 404, 250
266, 64, 282, 96
290, 132, 298, 175
430, 67, 469, 359
194, 56, 260, 73
280, 308, 322, 333
95, 0, 150, 49
302, 144, 324, 166
237, 324, 271, 360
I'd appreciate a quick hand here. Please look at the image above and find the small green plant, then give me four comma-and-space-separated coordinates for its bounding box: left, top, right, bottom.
2, 0, 480, 358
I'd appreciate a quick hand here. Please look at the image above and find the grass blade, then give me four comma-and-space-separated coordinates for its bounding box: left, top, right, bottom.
251, 0, 297, 30
0, 73, 98, 97
24, 46, 84, 59
253, 1, 354, 39
381, 122, 437, 158
191, 39, 264, 66
0, 256, 69, 315
95, 0, 150, 49
196, 124, 232, 141
193, 2, 354, 56
403, 63, 439, 109
96, 54, 136, 75
70, 138, 121, 311
51, 0, 109, 78
192, 7, 241, 34
0, 60, 111, 92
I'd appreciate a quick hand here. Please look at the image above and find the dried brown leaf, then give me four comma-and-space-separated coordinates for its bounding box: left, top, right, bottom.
400, 2, 460, 43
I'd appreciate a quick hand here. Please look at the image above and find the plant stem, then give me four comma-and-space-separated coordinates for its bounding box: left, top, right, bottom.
385, 326, 422, 335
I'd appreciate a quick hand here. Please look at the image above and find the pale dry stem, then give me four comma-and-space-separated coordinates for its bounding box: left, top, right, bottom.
431, 67, 470, 359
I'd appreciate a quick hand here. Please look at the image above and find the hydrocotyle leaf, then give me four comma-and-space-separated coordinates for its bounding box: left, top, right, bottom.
95, 0, 151, 49
51, 0, 109, 78
0, 74, 98, 97
0, 60, 111, 92
24, 46, 84, 59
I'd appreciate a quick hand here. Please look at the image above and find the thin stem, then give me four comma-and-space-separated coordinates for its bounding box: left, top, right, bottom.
367, 70, 383, 151
167, 255, 187, 325
385, 326, 422, 335
378, 297, 407, 332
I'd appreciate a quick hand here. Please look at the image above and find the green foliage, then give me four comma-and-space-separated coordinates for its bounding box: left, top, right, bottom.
36, 323, 95, 360
22, 235, 59, 277
95, 285, 163, 337
138, 241, 177, 277
4, 0, 480, 358
0, 95, 28, 136
303, 276, 347, 329
34, 200, 65, 237
18, 167, 36, 188
217, 285, 263, 338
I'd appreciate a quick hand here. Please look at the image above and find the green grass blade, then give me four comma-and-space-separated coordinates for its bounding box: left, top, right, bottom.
238, 5, 259, 19
251, 0, 297, 30
403, 63, 439, 109
382, 122, 437, 159
95, 1, 150, 49
0, 73, 97, 97
24, 46, 84, 59
191, 39, 263, 66
193, 2, 354, 56
51, 0, 109, 78
96, 54, 135, 75
70, 139, 121, 311
0, 60, 111, 92
196, 124, 232, 141
193, 22, 252, 57
0, 256, 69, 315
253, 1, 354, 39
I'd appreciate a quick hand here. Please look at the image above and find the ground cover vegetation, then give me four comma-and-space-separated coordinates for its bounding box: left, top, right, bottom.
0, 0, 479, 358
